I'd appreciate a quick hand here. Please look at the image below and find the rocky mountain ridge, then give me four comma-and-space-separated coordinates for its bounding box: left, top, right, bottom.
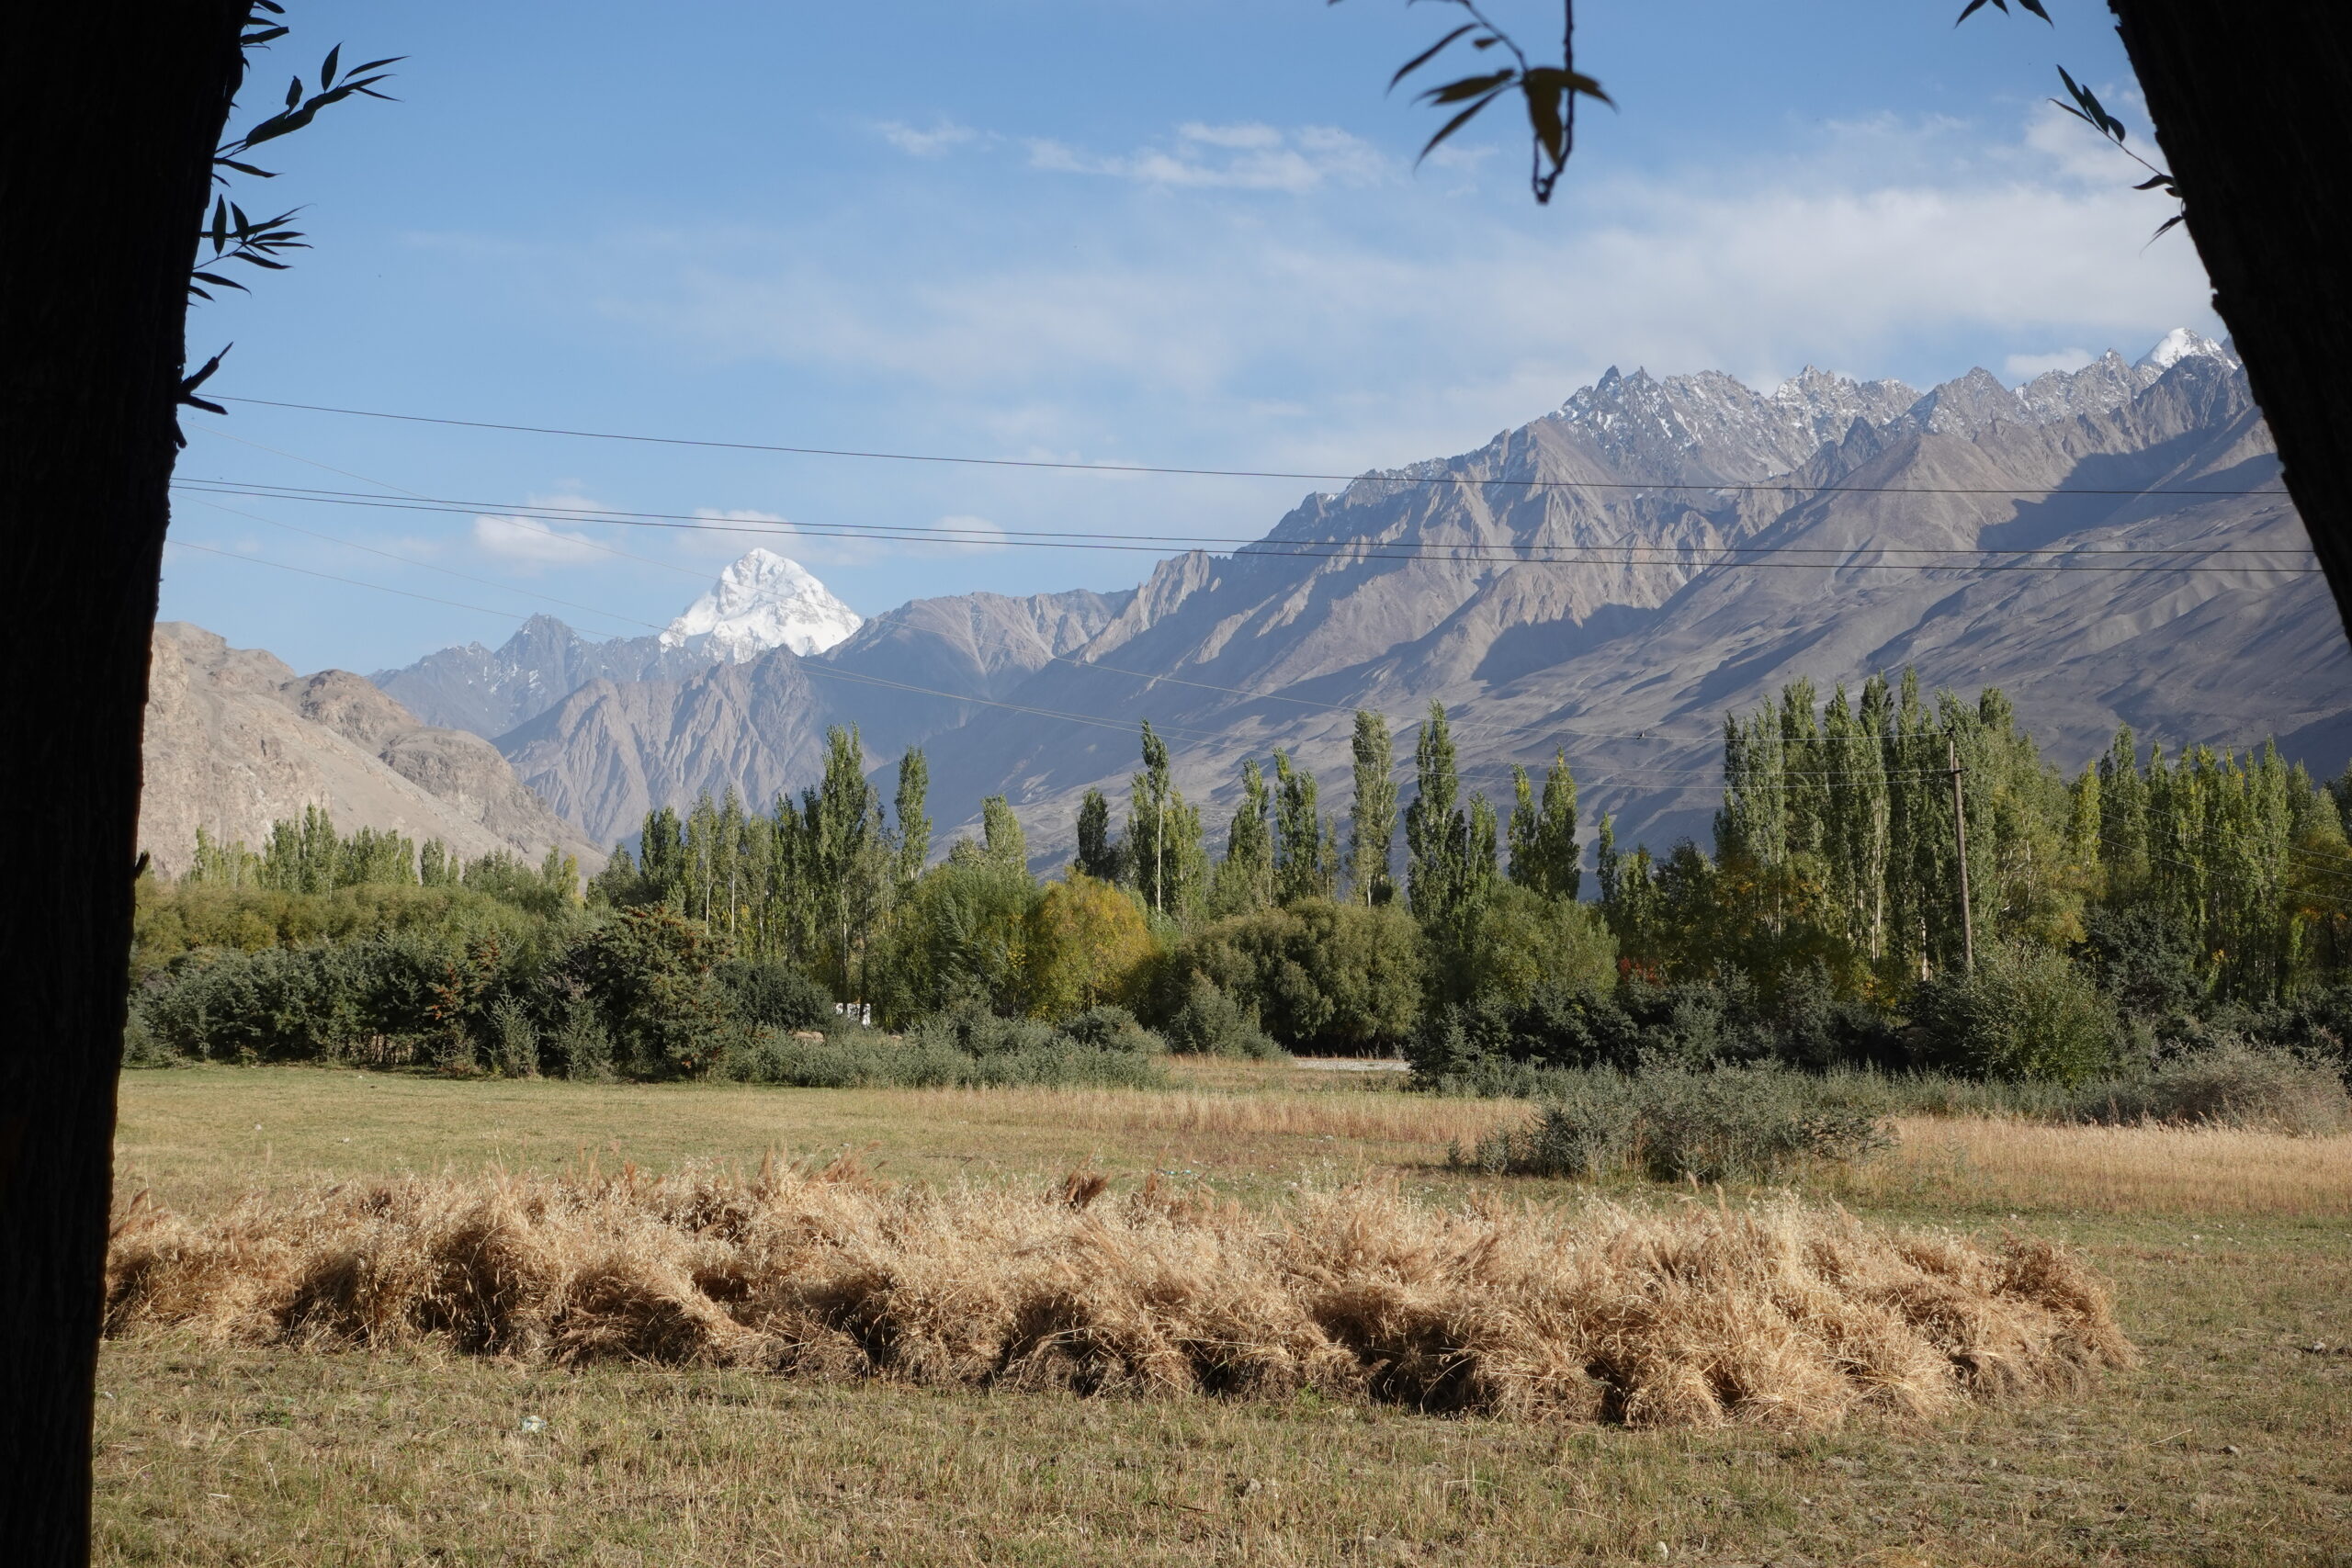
364, 332, 2343, 869
141, 623, 604, 877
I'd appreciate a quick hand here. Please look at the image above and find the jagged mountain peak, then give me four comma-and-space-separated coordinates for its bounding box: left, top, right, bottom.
660, 547, 863, 661
2137, 326, 2235, 375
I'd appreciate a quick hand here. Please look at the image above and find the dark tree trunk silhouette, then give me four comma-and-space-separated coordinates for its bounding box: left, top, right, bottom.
0, 6, 250, 1562
2110, 0, 2352, 641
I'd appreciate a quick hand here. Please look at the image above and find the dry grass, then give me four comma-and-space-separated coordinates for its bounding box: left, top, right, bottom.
922, 1083, 1510, 1145
1838, 1115, 2352, 1217
107, 1160, 2129, 1432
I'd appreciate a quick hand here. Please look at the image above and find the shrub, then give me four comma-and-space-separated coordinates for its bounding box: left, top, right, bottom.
1458, 1066, 1894, 1183
717, 957, 832, 1032
2071, 1039, 2350, 1134
724, 1003, 1168, 1089
1458, 885, 1617, 1009
1908, 943, 2118, 1085
1155, 899, 1421, 1054
1159, 973, 1282, 1059
488, 996, 540, 1077
557, 906, 731, 1077
865, 858, 1037, 1026
1023, 874, 1159, 1020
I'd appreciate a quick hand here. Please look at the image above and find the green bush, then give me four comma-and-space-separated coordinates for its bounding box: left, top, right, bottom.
1154, 898, 1421, 1054
557, 906, 731, 1077
1456, 1066, 1894, 1183
1457, 885, 1618, 1009
717, 957, 833, 1032
2072, 1039, 2350, 1134
1908, 943, 2118, 1085
1159, 973, 1282, 1059
722, 1003, 1167, 1089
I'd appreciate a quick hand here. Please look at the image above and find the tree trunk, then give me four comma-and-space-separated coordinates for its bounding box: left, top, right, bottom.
0, 7, 250, 1561
2110, 0, 2352, 642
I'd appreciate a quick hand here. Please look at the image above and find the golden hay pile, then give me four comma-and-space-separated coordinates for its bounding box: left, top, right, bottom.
106, 1163, 2131, 1429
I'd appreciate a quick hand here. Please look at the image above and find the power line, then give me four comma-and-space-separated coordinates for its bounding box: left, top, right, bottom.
184, 496, 668, 640
210, 394, 2289, 499
168, 480, 2319, 574
164, 541, 560, 624
190, 425, 717, 583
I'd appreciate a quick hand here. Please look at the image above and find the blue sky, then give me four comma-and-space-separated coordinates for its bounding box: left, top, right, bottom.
165, 0, 2221, 673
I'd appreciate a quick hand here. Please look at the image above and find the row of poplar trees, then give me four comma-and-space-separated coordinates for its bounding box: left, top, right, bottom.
594, 705, 1589, 1006
1597, 670, 2352, 1004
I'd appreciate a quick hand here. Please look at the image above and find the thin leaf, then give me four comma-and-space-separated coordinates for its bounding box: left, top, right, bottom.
1419, 69, 1516, 106
347, 57, 406, 74
321, 44, 341, 85
1389, 23, 1478, 92
190, 271, 248, 292
1954, 0, 1995, 21
285, 75, 302, 109
1416, 85, 1510, 165
2018, 0, 2052, 17
242, 26, 288, 45
2152, 213, 2186, 239
213, 158, 277, 178
1523, 76, 1565, 165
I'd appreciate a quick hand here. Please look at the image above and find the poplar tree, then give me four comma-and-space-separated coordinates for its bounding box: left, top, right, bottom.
1217, 758, 1274, 912
1405, 703, 1492, 940
1505, 750, 1580, 901
1347, 710, 1397, 906
1074, 787, 1120, 882
1272, 750, 1334, 904
1125, 721, 1204, 919
895, 748, 932, 887
980, 794, 1027, 872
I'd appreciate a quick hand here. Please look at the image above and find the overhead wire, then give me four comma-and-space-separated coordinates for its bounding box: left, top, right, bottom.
210, 394, 2289, 500
169, 479, 2317, 572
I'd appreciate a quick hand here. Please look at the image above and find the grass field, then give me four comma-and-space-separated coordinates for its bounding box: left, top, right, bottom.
100, 1063, 2352, 1565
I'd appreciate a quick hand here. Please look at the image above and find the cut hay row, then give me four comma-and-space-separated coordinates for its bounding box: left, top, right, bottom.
105, 1166, 2132, 1430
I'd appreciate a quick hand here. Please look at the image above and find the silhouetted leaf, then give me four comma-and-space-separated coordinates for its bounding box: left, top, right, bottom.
242, 26, 288, 45
214, 158, 277, 178
1390, 23, 1480, 92
190, 271, 247, 293
321, 44, 340, 85
1417, 85, 1509, 164
1419, 69, 1516, 106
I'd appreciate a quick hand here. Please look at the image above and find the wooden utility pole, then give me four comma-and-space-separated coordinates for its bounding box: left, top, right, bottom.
1948, 739, 1974, 975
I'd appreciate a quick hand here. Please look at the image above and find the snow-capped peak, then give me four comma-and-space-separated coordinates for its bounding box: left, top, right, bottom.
660, 548, 862, 661
2136, 327, 2236, 375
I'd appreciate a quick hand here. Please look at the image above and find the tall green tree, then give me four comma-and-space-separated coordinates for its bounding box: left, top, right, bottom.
1272, 750, 1334, 904
1347, 710, 1397, 906
1074, 786, 1120, 882
895, 748, 932, 887
980, 794, 1027, 873
1405, 704, 1494, 951
1125, 721, 1204, 919
1505, 750, 1580, 901
1216, 757, 1275, 914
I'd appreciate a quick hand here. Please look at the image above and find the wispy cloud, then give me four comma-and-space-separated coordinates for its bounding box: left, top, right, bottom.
1025, 121, 1387, 193
471, 504, 610, 570
876, 118, 984, 158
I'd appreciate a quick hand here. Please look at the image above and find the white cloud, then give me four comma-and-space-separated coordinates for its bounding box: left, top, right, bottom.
2005, 348, 2096, 380
580, 108, 2219, 534
1025, 121, 1387, 193
876, 118, 982, 158
928, 514, 1007, 555
471, 498, 613, 570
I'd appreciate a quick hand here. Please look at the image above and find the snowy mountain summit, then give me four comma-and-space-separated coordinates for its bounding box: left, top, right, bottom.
661, 548, 862, 661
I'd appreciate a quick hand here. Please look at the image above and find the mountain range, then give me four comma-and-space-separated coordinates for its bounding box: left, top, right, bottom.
327, 331, 2350, 868
140, 623, 604, 876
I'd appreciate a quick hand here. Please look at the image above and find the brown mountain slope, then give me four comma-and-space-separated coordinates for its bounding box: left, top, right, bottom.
909, 352, 2348, 865
139, 623, 602, 877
